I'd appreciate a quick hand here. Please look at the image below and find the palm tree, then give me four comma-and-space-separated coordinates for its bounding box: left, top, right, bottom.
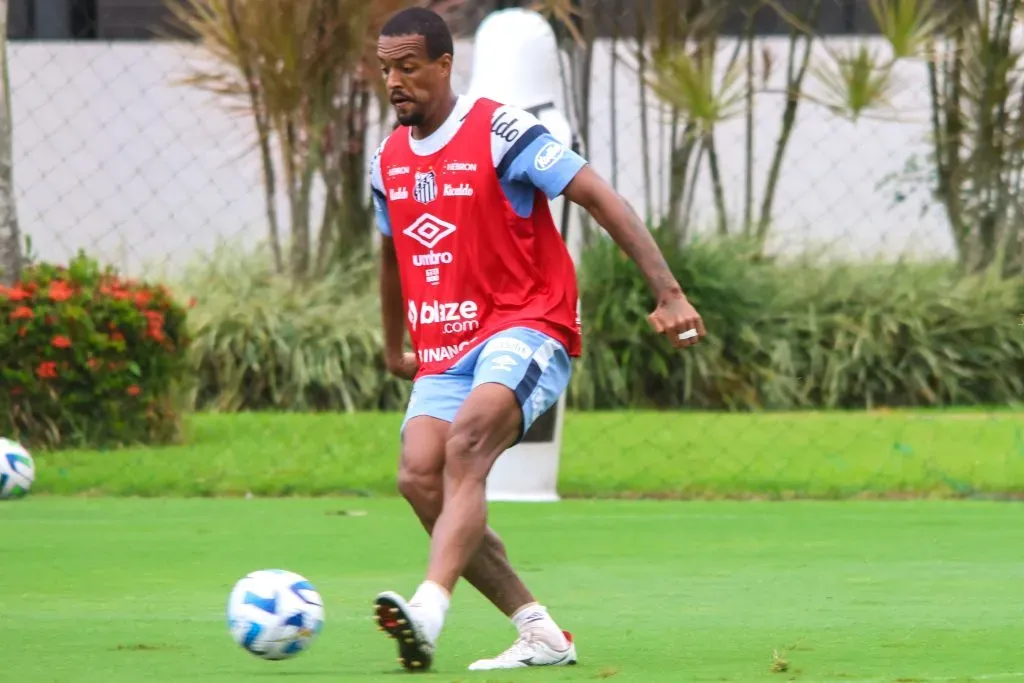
0, 0, 22, 286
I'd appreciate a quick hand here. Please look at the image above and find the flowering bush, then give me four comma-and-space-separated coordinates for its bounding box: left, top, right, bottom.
0, 253, 192, 448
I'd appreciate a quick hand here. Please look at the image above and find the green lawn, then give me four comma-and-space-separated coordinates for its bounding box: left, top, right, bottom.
1, 498, 1023, 682
32, 409, 1024, 499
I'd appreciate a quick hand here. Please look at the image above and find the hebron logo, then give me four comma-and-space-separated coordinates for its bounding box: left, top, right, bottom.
403, 213, 456, 249
443, 183, 473, 197
407, 300, 479, 334
445, 161, 477, 172
387, 165, 410, 177
389, 187, 408, 201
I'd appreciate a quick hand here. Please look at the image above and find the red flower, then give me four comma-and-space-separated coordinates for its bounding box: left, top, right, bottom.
126, 385, 141, 396
189, 297, 197, 309
0, 285, 30, 301
48, 280, 74, 302
134, 289, 152, 308
44, 314, 56, 325
36, 361, 58, 379
9, 306, 33, 321
10, 387, 22, 396
52, 335, 72, 349
144, 310, 166, 342
17, 326, 27, 337
110, 332, 125, 343
87, 358, 101, 370
99, 281, 130, 300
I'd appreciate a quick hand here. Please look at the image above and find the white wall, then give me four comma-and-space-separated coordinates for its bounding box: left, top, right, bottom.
10, 38, 949, 276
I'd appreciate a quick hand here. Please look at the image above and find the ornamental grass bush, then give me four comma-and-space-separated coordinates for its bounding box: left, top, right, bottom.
0, 253, 192, 448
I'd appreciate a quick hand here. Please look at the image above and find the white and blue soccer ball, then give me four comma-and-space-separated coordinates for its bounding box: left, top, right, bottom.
0, 438, 35, 500
227, 569, 325, 660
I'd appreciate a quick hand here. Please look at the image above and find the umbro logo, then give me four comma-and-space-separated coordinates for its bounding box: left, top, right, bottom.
403, 213, 456, 249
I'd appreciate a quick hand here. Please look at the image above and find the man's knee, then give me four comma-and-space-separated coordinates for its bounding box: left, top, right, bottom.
397, 417, 448, 516
397, 464, 441, 503
445, 384, 522, 480
445, 420, 500, 483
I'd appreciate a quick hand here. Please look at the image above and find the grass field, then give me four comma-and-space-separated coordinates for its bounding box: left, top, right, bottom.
33, 409, 1024, 499
2, 497, 1023, 682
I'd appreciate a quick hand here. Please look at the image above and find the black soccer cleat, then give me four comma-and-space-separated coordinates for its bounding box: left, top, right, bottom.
373, 591, 434, 672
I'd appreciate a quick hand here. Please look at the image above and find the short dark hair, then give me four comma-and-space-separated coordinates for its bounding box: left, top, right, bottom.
380, 7, 454, 61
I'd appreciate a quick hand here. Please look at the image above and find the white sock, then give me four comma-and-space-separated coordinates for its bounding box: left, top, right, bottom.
511, 603, 568, 649
408, 581, 450, 645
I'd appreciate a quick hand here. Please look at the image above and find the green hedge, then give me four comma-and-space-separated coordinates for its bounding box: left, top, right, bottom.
573, 231, 1024, 409
180, 234, 1024, 412
1, 253, 192, 448
182, 245, 409, 412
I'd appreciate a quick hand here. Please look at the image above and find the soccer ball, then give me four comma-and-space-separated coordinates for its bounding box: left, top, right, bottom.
226, 569, 325, 660
0, 438, 35, 500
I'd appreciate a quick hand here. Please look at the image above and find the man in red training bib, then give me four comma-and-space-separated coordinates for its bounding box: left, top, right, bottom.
370, 7, 706, 672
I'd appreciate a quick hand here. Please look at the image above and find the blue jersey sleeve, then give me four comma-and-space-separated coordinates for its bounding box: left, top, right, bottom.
369, 139, 392, 237
372, 189, 391, 237
501, 133, 587, 200
490, 105, 587, 218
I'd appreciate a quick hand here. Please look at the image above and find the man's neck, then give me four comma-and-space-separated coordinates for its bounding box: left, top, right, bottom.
411, 92, 458, 140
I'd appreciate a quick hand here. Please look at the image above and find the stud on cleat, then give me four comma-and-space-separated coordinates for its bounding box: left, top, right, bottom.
374, 591, 435, 672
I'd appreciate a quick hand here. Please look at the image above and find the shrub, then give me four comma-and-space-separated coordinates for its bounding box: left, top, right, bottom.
185, 235, 1023, 413
0, 253, 192, 448
181, 244, 408, 412
570, 229, 1024, 410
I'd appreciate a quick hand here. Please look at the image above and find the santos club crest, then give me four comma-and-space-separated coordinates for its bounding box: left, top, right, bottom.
413, 170, 438, 204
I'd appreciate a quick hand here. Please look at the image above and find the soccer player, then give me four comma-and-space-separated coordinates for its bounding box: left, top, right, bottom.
369, 7, 706, 672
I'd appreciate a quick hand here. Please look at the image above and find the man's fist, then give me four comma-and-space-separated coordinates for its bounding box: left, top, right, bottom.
386, 352, 419, 380
647, 293, 706, 348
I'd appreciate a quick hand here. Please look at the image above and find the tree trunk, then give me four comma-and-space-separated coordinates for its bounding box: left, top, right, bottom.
754, 0, 822, 246
0, 0, 22, 286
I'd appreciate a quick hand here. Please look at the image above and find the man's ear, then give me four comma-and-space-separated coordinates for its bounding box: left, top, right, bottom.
437, 54, 453, 78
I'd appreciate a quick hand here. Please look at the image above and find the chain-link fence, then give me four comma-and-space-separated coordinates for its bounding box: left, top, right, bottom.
10, 0, 958, 273
5, 0, 1022, 499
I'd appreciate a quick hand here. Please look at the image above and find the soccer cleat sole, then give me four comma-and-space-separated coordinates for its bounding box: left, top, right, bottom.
373, 593, 433, 672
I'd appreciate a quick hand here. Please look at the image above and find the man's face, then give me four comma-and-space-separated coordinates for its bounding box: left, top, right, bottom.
377, 34, 451, 127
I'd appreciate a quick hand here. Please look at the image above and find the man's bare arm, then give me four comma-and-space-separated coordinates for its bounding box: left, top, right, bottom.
379, 236, 416, 377
562, 166, 682, 302
562, 165, 706, 347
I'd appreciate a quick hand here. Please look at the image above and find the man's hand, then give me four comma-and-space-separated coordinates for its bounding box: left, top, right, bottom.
386, 352, 419, 380
648, 293, 706, 349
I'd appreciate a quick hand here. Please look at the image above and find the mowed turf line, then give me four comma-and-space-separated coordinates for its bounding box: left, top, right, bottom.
1, 498, 1023, 683
32, 409, 1024, 498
